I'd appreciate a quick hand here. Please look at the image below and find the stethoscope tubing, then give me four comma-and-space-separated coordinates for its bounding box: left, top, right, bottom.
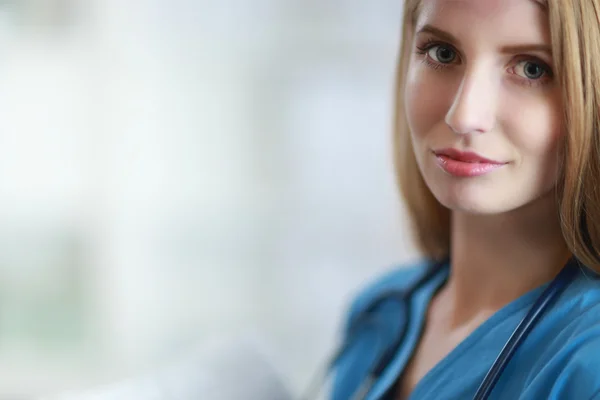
302, 257, 579, 400
472, 259, 579, 399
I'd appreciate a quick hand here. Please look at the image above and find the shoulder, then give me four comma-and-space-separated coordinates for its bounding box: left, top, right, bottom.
524, 271, 600, 399
331, 259, 435, 400
341, 259, 432, 332
554, 276, 600, 394
532, 316, 600, 399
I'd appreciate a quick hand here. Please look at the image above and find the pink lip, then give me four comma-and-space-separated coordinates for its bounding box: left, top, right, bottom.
433, 148, 507, 177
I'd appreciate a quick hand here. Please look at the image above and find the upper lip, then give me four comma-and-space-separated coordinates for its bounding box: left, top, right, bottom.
434, 148, 506, 164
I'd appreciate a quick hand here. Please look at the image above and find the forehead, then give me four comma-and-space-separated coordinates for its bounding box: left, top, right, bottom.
429, 0, 511, 15
420, 0, 543, 16
416, 0, 549, 43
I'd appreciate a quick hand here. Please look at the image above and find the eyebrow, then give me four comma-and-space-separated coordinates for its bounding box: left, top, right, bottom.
417, 25, 460, 45
416, 24, 552, 56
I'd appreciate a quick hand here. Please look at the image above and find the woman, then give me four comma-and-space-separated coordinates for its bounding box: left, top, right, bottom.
331, 0, 600, 399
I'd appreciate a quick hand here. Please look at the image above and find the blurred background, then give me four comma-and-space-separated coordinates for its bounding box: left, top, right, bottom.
0, 0, 419, 398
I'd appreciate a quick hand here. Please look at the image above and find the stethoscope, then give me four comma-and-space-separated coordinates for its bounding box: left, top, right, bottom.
302, 257, 580, 400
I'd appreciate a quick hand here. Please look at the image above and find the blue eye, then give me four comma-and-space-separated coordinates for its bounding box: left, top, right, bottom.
428, 45, 457, 64
515, 60, 549, 80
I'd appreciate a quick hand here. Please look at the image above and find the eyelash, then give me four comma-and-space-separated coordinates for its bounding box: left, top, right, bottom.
415, 39, 455, 70
414, 38, 554, 88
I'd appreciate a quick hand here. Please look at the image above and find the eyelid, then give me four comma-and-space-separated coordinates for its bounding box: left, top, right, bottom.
508, 60, 554, 88
416, 38, 462, 64
513, 56, 553, 75
508, 56, 554, 83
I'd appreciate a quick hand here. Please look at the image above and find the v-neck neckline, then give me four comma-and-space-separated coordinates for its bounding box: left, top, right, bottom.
406, 273, 554, 400
372, 262, 567, 400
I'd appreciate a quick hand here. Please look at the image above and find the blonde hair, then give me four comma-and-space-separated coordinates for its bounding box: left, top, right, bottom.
393, 0, 600, 269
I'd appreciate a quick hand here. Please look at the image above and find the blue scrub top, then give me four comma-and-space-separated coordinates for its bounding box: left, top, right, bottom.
331, 260, 600, 400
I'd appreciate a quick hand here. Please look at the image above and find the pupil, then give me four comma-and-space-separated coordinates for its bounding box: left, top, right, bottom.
525, 63, 543, 79
437, 47, 454, 63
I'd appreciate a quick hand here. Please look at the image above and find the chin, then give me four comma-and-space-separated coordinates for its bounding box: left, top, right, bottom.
438, 196, 508, 215
433, 191, 502, 215
425, 176, 525, 215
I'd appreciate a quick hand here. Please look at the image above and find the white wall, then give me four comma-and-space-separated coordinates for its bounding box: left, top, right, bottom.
0, 0, 419, 397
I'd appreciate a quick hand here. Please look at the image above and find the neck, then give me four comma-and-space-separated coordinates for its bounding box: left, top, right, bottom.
440, 191, 571, 330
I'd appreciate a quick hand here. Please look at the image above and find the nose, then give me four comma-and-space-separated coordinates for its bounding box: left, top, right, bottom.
445, 65, 497, 135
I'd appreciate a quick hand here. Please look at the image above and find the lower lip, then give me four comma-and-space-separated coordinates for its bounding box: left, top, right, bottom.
435, 154, 506, 177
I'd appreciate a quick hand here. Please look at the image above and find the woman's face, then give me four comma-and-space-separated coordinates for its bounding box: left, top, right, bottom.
405, 0, 563, 214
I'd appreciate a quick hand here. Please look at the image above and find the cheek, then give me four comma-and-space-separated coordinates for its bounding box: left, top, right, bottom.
503, 93, 564, 188
505, 94, 563, 161
404, 62, 453, 141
